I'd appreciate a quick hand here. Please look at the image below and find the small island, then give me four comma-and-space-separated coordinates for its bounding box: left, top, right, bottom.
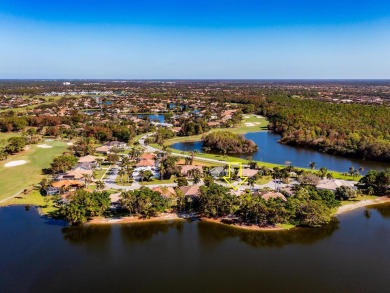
202, 131, 258, 154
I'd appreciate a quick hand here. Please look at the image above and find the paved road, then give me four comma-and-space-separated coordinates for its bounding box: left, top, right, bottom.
139, 134, 247, 166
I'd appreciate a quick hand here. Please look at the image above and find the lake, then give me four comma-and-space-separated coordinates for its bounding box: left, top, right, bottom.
1, 205, 390, 292
137, 114, 165, 123
170, 131, 389, 173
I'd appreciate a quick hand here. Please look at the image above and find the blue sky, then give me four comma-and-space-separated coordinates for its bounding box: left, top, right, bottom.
0, 0, 389, 79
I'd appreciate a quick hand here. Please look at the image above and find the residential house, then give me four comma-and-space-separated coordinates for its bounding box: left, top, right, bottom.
103, 141, 127, 148
78, 155, 98, 167
96, 145, 111, 154
152, 187, 177, 198
316, 179, 357, 192
209, 166, 226, 178
240, 168, 258, 178
253, 191, 287, 202
139, 153, 157, 160
180, 165, 203, 176
136, 159, 157, 168
51, 180, 84, 192
179, 185, 201, 197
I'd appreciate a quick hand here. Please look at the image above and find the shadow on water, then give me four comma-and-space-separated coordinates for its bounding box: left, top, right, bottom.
62, 225, 112, 244
121, 221, 185, 243
197, 218, 340, 248
371, 202, 390, 219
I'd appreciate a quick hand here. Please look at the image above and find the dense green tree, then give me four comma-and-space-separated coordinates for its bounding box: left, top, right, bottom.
5, 137, 26, 154
60, 190, 111, 224
50, 154, 78, 173
199, 183, 239, 217
359, 169, 390, 195
120, 188, 169, 218
335, 186, 358, 200
202, 131, 257, 154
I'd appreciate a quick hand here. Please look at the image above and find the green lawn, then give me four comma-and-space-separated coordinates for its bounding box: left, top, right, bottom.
340, 194, 378, 206
115, 174, 133, 186
0, 132, 23, 141
0, 189, 57, 214
94, 168, 108, 180
140, 177, 176, 186
0, 140, 68, 201
255, 176, 273, 185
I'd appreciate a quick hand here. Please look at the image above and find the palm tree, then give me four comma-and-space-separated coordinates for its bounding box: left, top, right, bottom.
118, 168, 126, 183
318, 167, 328, 178
160, 164, 166, 180
184, 157, 192, 165
126, 170, 133, 183
96, 158, 104, 170
82, 174, 92, 188
248, 177, 255, 190
96, 180, 105, 190
309, 161, 317, 170
122, 156, 130, 166
139, 169, 145, 182
348, 166, 355, 177
190, 151, 198, 165
352, 169, 360, 180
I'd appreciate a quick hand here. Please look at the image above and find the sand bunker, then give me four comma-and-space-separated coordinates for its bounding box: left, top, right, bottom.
37, 144, 53, 148
245, 123, 255, 127
66, 142, 74, 146
4, 160, 28, 167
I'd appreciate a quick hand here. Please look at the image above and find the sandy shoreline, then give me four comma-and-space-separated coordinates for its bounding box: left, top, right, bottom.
88, 196, 390, 230
199, 217, 289, 231
3, 196, 389, 231
88, 213, 288, 231
335, 196, 390, 215
88, 213, 186, 225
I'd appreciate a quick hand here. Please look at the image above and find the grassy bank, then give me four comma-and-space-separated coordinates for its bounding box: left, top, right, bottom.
0, 140, 68, 201
0, 189, 57, 214
0, 132, 23, 141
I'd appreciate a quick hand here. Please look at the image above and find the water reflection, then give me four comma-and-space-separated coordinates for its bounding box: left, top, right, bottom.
197, 219, 339, 248
372, 203, 390, 219
121, 221, 185, 243
62, 225, 112, 244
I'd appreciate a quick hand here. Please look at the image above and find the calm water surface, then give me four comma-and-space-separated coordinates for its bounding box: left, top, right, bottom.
171, 131, 389, 172
137, 114, 165, 123
1, 205, 390, 292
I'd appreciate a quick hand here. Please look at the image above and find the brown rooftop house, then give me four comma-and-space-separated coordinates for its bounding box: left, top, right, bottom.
78, 155, 98, 164
136, 159, 156, 167
179, 185, 200, 197
255, 191, 287, 202
240, 168, 258, 178
152, 187, 177, 198
51, 180, 84, 191
59, 169, 93, 181
139, 153, 157, 160
96, 145, 110, 154
180, 165, 203, 176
